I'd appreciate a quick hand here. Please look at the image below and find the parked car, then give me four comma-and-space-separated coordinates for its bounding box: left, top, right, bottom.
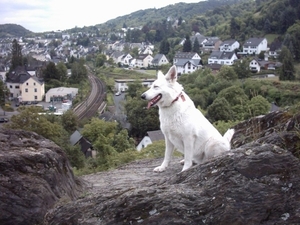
115, 91, 121, 96
0, 118, 9, 123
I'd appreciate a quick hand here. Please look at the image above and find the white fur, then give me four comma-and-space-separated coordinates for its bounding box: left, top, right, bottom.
141, 65, 235, 172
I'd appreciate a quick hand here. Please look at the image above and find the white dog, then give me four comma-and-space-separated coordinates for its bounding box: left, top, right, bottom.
141, 65, 234, 172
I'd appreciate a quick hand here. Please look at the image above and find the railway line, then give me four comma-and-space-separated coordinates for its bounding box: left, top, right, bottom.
73, 70, 106, 121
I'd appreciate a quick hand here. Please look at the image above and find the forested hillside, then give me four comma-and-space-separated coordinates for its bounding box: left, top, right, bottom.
0, 24, 33, 38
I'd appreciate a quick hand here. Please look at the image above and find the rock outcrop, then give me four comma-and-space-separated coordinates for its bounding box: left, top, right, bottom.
1, 111, 300, 225
43, 111, 300, 225
0, 129, 85, 225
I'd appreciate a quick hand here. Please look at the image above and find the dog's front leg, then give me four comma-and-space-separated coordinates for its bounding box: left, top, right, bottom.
154, 138, 174, 172
181, 141, 193, 172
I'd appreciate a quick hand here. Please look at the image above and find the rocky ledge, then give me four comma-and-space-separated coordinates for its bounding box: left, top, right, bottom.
1, 111, 300, 225
0, 129, 85, 225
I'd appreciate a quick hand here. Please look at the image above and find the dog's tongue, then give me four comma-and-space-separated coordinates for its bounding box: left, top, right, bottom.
147, 101, 153, 109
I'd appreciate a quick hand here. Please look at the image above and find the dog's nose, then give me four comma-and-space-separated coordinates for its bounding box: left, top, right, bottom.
141, 94, 146, 99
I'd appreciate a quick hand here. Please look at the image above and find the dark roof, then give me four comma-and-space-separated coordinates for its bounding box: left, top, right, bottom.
137, 54, 151, 60
243, 38, 265, 47
174, 52, 198, 59
205, 64, 223, 71
220, 39, 238, 46
147, 130, 164, 142
6, 66, 31, 83
152, 54, 164, 64
70, 130, 82, 145
209, 51, 236, 60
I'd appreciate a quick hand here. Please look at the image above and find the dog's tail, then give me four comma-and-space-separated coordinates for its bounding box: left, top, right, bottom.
223, 128, 235, 149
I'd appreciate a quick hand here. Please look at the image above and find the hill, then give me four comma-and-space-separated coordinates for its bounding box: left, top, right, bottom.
0, 24, 33, 38
97, 0, 246, 30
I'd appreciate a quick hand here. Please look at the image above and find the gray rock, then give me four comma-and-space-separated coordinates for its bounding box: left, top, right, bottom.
44, 111, 300, 225
0, 129, 85, 225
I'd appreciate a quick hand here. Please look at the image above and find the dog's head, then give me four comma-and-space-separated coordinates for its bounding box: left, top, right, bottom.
141, 65, 183, 109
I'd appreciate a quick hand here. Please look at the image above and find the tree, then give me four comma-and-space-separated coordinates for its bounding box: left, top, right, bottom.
183, 35, 192, 52
61, 110, 78, 134
5, 107, 66, 143
10, 39, 23, 71
217, 65, 238, 81
278, 46, 295, 81
56, 62, 68, 82
192, 38, 200, 53
159, 39, 170, 55
43, 62, 60, 82
232, 59, 251, 79
125, 97, 160, 138
207, 97, 233, 122
96, 54, 107, 67
127, 80, 144, 98
70, 60, 88, 84
246, 95, 270, 118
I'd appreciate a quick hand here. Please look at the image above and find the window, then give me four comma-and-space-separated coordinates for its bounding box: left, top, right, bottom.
25, 88, 28, 93
26, 82, 29, 85
34, 82, 36, 86
10, 85, 12, 88
34, 96, 38, 100
34, 88, 37, 92
15, 85, 19, 89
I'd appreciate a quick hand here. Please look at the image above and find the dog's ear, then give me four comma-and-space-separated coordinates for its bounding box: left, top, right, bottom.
165, 65, 177, 83
157, 71, 165, 80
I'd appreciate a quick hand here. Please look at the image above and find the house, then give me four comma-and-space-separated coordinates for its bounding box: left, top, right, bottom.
151, 54, 169, 67
205, 64, 223, 74
45, 87, 78, 102
135, 54, 153, 68
208, 51, 238, 65
201, 37, 222, 52
242, 37, 268, 55
114, 78, 155, 92
173, 52, 202, 75
120, 53, 133, 66
268, 39, 282, 58
139, 46, 153, 55
110, 51, 124, 64
219, 39, 240, 52
136, 130, 164, 151
190, 33, 207, 47
70, 130, 95, 158
249, 58, 282, 73
6, 66, 45, 102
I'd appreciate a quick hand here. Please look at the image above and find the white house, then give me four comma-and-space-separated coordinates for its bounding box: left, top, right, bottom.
151, 54, 169, 67
173, 52, 202, 75
220, 39, 240, 52
45, 87, 78, 102
120, 53, 133, 66
242, 37, 268, 55
6, 66, 45, 102
136, 130, 164, 151
249, 58, 282, 73
208, 51, 238, 65
135, 54, 153, 68
114, 78, 155, 92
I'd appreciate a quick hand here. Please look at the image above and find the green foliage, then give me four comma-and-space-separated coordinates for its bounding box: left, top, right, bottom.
278, 46, 295, 81
61, 110, 78, 134
183, 35, 192, 52
246, 95, 270, 118
207, 97, 233, 122
43, 62, 60, 82
70, 59, 88, 84
217, 65, 238, 81
10, 39, 23, 72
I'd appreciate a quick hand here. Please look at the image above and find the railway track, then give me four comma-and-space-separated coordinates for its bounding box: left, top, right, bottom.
73, 71, 106, 121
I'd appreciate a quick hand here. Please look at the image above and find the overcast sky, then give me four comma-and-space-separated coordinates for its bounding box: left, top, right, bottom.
0, 0, 203, 33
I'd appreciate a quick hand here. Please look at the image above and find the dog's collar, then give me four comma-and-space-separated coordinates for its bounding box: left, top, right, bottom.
172, 92, 186, 104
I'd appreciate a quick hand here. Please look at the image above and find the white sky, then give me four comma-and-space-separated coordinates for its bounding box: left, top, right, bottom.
0, 0, 203, 33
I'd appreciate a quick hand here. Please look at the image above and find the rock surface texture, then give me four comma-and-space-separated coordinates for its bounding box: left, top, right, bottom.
1, 111, 300, 225
44, 111, 300, 225
0, 129, 85, 225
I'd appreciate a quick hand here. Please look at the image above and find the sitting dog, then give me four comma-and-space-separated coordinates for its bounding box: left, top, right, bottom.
141, 65, 234, 172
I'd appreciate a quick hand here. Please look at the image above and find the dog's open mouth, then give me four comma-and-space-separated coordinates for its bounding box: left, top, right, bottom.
147, 94, 162, 109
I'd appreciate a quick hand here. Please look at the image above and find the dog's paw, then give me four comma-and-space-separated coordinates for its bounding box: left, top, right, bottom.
153, 166, 166, 172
